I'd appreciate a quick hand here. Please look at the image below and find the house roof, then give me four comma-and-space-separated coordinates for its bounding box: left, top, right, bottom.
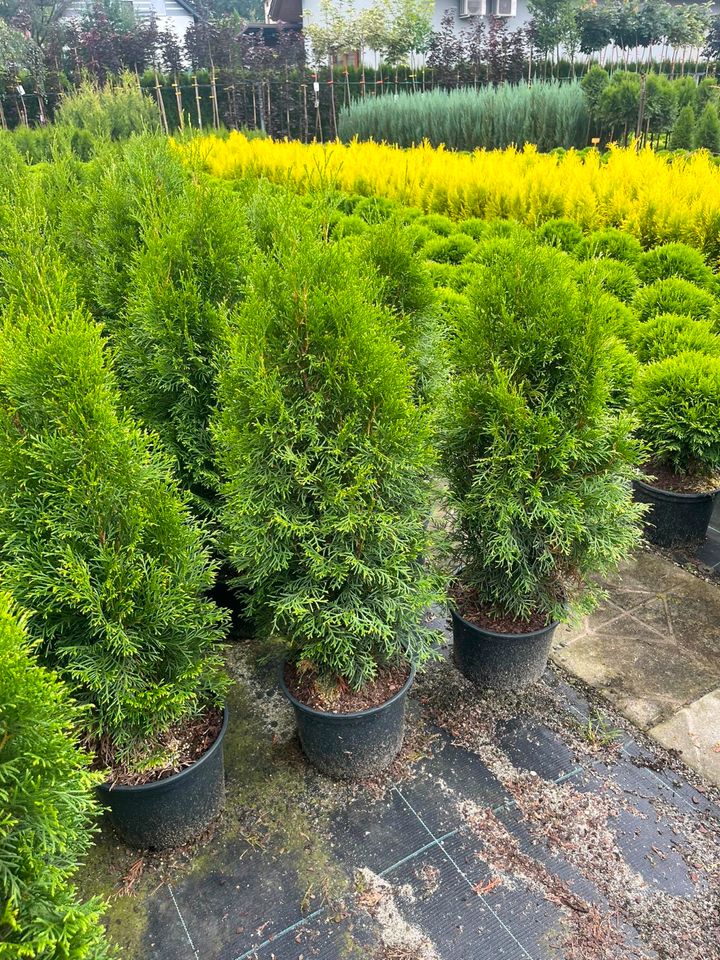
266, 0, 302, 23
172, 0, 199, 18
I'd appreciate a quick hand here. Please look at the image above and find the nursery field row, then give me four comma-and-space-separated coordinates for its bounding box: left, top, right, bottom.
2, 123, 720, 960
185, 133, 720, 261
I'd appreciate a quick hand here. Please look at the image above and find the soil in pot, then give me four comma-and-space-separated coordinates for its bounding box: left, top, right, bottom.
280, 662, 414, 780
96, 705, 228, 851
635, 462, 720, 549
451, 585, 557, 690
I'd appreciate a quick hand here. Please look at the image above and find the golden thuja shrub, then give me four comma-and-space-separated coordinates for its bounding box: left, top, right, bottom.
180, 133, 720, 260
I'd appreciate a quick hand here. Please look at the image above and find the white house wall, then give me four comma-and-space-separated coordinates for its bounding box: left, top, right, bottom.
431, 1, 532, 31
300, 0, 533, 64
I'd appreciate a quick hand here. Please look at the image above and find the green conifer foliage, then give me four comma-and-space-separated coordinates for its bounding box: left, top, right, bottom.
56, 135, 188, 326
357, 221, 445, 403
637, 242, 717, 291
695, 102, 720, 154
0, 592, 111, 959
575, 228, 643, 264
633, 352, 720, 477
633, 313, 720, 363
535, 218, 584, 253
0, 294, 229, 772
215, 236, 442, 689
439, 244, 642, 623
634, 277, 716, 322
670, 104, 696, 150
119, 182, 254, 517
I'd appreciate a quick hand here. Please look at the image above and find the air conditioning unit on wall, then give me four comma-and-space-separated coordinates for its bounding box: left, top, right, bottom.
459, 0, 485, 17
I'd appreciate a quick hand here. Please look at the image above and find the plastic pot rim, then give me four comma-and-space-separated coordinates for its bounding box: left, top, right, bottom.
98, 704, 229, 796
278, 660, 417, 722
634, 477, 720, 504
450, 607, 560, 643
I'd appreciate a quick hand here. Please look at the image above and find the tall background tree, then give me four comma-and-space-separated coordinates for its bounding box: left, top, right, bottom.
0, 0, 71, 46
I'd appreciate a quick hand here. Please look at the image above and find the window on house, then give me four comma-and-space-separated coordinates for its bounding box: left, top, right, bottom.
459, 0, 517, 15
459, 0, 485, 16
487, 0, 517, 14
331, 51, 361, 69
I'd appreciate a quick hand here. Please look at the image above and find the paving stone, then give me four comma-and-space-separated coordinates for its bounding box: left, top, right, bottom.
553, 627, 720, 730
650, 688, 720, 787
553, 551, 720, 731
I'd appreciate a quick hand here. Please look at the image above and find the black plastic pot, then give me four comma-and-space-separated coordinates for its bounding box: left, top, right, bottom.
279, 665, 415, 780
97, 706, 228, 850
633, 478, 719, 549
451, 610, 558, 689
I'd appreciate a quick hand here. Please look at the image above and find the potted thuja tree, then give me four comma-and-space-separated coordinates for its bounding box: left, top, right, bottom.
0, 299, 230, 850
0, 592, 111, 959
632, 351, 720, 547
440, 244, 643, 689
215, 234, 442, 779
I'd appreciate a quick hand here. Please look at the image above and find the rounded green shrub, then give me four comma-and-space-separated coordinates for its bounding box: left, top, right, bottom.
215, 235, 442, 688
243, 181, 310, 253
588, 293, 640, 345
425, 261, 458, 287
457, 217, 487, 240
435, 286, 471, 332
354, 195, 399, 223
633, 277, 717, 322
416, 212, 455, 236
446, 263, 477, 292
470, 235, 535, 268
634, 313, 720, 363
55, 77, 161, 140
9, 125, 54, 164
0, 298, 229, 773
605, 336, 640, 407
632, 352, 720, 477
535, 217, 584, 252
574, 258, 640, 304
0, 592, 111, 959
637, 242, 717, 291
336, 193, 364, 214
482, 219, 534, 243
423, 233, 476, 264
399, 205, 423, 222
405, 223, 436, 251
333, 213, 367, 238
576, 228, 643, 264
360, 221, 435, 317
440, 244, 642, 624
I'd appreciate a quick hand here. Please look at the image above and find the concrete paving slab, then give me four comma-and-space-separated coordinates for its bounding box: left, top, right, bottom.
650, 688, 720, 786
553, 551, 720, 733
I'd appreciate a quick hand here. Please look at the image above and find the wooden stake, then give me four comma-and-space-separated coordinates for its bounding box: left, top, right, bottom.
193, 74, 203, 129
155, 71, 169, 135
210, 64, 220, 130
173, 75, 184, 132
302, 83, 308, 142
